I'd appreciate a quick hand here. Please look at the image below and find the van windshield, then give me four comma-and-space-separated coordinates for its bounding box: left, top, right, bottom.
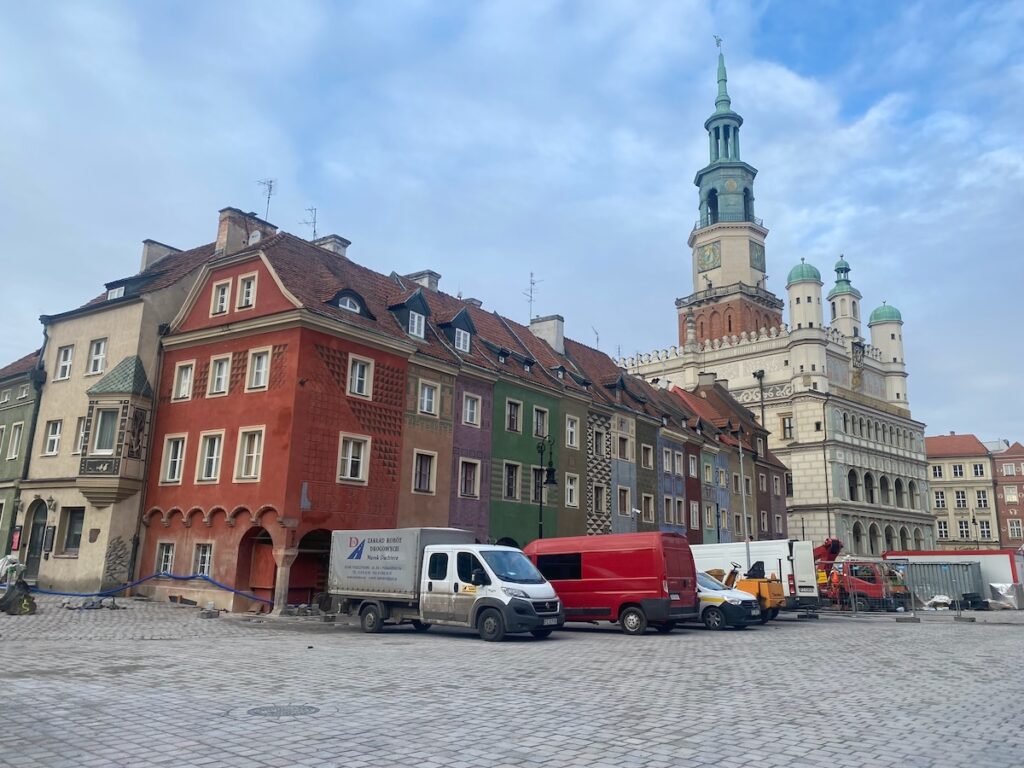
480, 550, 547, 584
697, 572, 729, 591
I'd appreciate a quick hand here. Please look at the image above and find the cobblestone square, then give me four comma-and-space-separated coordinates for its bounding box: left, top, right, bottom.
1, 599, 1022, 768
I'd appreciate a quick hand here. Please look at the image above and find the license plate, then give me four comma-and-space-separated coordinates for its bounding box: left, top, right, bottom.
670, 593, 680, 600
543, 617, 558, 626
751, 609, 760, 616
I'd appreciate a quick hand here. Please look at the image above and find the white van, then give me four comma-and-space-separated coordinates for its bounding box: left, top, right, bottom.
691, 539, 819, 609
694, 571, 760, 630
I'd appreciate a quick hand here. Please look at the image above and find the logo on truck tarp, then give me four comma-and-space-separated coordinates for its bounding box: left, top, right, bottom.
347, 538, 366, 560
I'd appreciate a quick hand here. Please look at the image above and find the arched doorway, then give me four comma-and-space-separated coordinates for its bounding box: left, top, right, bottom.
292, 529, 332, 606
235, 526, 275, 607
852, 522, 864, 554
884, 525, 896, 552
899, 526, 911, 550
913, 528, 924, 550
868, 523, 881, 555
22, 500, 49, 581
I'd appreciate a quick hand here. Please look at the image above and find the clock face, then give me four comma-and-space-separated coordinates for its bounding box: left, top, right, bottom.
697, 241, 721, 272
749, 241, 766, 272
725, 179, 738, 193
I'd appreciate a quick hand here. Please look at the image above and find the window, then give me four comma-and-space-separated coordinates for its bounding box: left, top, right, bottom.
412, 451, 436, 493
758, 473, 767, 492
663, 448, 672, 473
62, 508, 85, 553
1009, 520, 1023, 539
418, 381, 438, 415
107, 286, 125, 300
690, 501, 700, 529
454, 327, 471, 353
0, 390, 7, 404
593, 429, 605, 455
705, 504, 714, 528
664, 497, 673, 524
197, 432, 223, 481
565, 416, 579, 449
931, 465, 943, 479
457, 552, 487, 584
427, 553, 448, 580
506, 400, 521, 432
211, 280, 231, 315
937, 521, 948, 539
973, 463, 986, 478
565, 474, 579, 507
246, 349, 270, 391
156, 543, 175, 574
976, 490, 989, 509
704, 463, 712, 483
72, 418, 86, 454
85, 338, 107, 375
934, 491, 946, 509
593, 484, 606, 515
43, 420, 62, 455
504, 463, 520, 500
93, 409, 119, 455
237, 273, 257, 309
193, 543, 213, 576
674, 451, 684, 476
463, 394, 481, 426
173, 362, 194, 401
781, 416, 794, 440
617, 487, 630, 517
641, 444, 653, 470
773, 475, 781, 496
617, 436, 630, 460
1006, 486, 1019, 504
6, 422, 23, 459
533, 407, 548, 438
760, 510, 769, 530
676, 499, 685, 526
952, 464, 964, 478
408, 310, 425, 338
347, 355, 373, 398
641, 494, 654, 523
732, 474, 741, 493
718, 469, 727, 488
775, 514, 783, 533
756, 437, 764, 455
689, 455, 698, 477
958, 520, 970, 538
459, 460, 480, 498
162, 436, 186, 483
531, 468, 545, 503
954, 490, 967, 509
17, 384, 28, 399
337, 434, 370, 482
735, 514, 743, 533
980, 520, 991, 539
235, 428, 264, 481
208, 355, 231, 396
785, 473, 794, 497
56, 345, 74, 380
338, 295, 360, 313
536, 552, 582, 581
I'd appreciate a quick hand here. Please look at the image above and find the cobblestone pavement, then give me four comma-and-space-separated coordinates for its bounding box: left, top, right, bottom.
1, 597, 1022, 768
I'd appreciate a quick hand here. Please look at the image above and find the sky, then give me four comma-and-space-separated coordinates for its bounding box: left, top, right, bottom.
2, 1, 1022, 440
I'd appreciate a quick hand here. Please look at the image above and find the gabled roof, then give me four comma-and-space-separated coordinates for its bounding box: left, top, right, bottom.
86, 355, 153, 399
925, 433, 989, 458
0, 349, 41, 382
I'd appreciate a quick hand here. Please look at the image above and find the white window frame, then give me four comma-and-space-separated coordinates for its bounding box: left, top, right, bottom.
533, 407, 548, 438
973, 463, 986, 478
418, 379, 439, 416
565, 415, 579, 449
408, 310, 425, 338
107, 286, 125, 300
689, 454, 698, 478
462, 393, 481, 427
773, 475, 781, 496
246, 348, 271, 392
55, 345, 74, 380
704, 463, 713, 483
6, 422, 23, 460
412, 449, 437, 495
347, 354, 374, 399
675, 498, 685, 526
454, 327, 471, 353
976, 490, 989, 509
0, 390, 8, 404
195, 430, 225, 483
207, 354, 232, 397
0, 425, 6, 457
690, 501, 700, 530
506, 399, 522, 433
934, 491, 946, 509
503, 462, 521, 500
593, 429, 605, 456
759, 473, 767, 492
337, 433, 371, 484
664, 497, 673, 524
705, 504, 714, 528
161, 434, 188, 485
760, 510, 769, 530
1003, 463, 1017, 476
955, 490, 967, 509
91, 409, 120, 456
565, 473, 579, 508
641, 444, 654, 470
87, 338, 107, 375
210, 279, 232, 316
338, 295, 361, 313
775, 513, 783, 533
641, 493, 654, 523
958, 520, 970, 538
979, 520, 991, 539
236, 272, 258, 309
172, 361, 195, 401
234, 426, 265, 482
617, 486, 631, 517
1008, 519, 1023, 539
156, 542, 175, 574
674, 451, 684, 476
937, 520, 949, 539
952, 464, 964, 478
932, 465, 943, 479
17, 384, 29, 399
193, 543, 213, 576
43, 420, 62, 456
662, 448, 672, 474
458, 458, 481, 498
1005, 486, 1019, 504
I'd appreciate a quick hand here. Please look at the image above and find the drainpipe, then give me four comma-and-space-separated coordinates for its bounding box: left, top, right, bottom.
7, 328, 48, 554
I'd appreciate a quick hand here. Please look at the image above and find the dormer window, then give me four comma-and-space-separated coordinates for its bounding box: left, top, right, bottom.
338, 295, 361, 313
107, 286, 125, 300
454, 328, 470, 353
409, 311, 425, 338
498, 354, 506, 364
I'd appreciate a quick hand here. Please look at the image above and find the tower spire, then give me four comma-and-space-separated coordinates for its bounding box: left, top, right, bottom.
716, 51, 731, 113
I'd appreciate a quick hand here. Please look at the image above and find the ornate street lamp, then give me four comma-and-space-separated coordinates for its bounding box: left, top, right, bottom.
536, 434, 558, 540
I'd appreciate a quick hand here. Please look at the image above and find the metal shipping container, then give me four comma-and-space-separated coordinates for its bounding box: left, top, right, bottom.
897, 561, 984, 604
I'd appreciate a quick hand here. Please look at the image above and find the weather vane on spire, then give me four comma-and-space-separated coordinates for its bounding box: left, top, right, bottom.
713, 35, 723, 48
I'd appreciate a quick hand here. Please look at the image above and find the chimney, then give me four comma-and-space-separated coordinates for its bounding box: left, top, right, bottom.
313, 234, 351, 257
717, 378, 729, 390
529, 314, 565, 354
404, 270, 441, 291
140, 239, 181, 271
464, 298, 483, 308
949, 430, 955, 436
698, 371, 717, 388
216, 207, 278, 256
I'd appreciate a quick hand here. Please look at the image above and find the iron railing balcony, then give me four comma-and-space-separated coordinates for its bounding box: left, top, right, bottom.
693, 212, 764, 231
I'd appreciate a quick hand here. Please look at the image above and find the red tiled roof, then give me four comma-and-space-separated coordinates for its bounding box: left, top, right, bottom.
925, 434, 989, 458
0, 349, 40, 381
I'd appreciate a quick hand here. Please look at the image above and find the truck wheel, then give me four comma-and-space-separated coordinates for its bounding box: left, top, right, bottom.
477, 608, 506, 642
769, 608, 780, 620
360, 604, 384, 633
619, 606, 647, 635
655, 622, 676, 633
530, 629, 553, 639
854, 595, 870, 613
759, 610, 771, 624
702, 606, 726, 631
411, 620, 431, 632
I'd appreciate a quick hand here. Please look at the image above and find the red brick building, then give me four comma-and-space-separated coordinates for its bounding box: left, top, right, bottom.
993, 441, 1024, 549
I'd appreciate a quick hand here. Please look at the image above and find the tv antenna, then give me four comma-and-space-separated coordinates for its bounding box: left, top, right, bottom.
592, 326, 600, 350
523, 272, 542, 319
256, 178, 276, 221
302, 206, 318, 240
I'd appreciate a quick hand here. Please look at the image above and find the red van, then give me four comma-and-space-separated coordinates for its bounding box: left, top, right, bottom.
523, 533, 699, 635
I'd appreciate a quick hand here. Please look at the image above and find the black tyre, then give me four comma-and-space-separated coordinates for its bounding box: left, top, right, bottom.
769, 608, 780, 620
619, 606, 647, 635
411, 620, 431, 632
477, 608, 506, 642
759, 609, 771, 624
655, 621, 677, 633
360, 604, 383, 633
854, 595, 870, 613
702, 606, 726, 630
530, 628, 554, 639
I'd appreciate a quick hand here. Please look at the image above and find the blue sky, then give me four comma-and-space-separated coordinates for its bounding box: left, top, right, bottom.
2, 1, 1022, 440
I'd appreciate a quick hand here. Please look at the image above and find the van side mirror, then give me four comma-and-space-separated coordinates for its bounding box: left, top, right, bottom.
471, 569, 488, 586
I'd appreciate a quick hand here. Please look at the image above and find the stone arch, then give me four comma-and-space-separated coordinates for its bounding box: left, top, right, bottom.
843, 413, 849, 433
725, 311, 734, 335
227, 506, 252, 527
859, 417, 866, 435
255, 504, 279, 526
847, 469, 860, 502
879, 476, 892, 506
884, 525, 896, 552
709, 310, 722, 340
894, 479, 906, 508
184, 507, 205, 528
236, 525, 276, 609
868, 523, 882, 555
22, 499, 51, 581
908, 481, 919, 510
204, 506, 227, 527
143, 507, 164, 528
913, 527, 924, 550
852, 521, 865, 554
863, 473, 876, 504
292, 528, 332, 605
899, 526, 911, 550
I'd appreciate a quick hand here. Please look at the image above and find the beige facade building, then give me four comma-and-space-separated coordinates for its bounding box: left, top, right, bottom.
925, 433, 998, 549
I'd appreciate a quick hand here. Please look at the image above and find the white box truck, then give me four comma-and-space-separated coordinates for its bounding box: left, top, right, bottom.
328, 528, 565, 641
690, 539, 819, 609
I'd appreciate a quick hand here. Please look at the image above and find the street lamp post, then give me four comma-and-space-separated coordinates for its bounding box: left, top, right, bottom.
752, 369, 766, 426
536, 434, 558, 540
733, 425, 752, 571
972, 514, 979, 550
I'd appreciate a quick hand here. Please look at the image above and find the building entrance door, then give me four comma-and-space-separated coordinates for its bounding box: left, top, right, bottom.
24, 509, 47, 581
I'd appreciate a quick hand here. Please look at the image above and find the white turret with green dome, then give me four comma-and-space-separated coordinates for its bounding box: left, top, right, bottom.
786, 258, 824, 331
826, 255, 863, 340
869, 300, 907, 404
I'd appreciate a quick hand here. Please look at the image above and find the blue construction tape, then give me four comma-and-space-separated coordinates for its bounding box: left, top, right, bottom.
27, 572, 273, 605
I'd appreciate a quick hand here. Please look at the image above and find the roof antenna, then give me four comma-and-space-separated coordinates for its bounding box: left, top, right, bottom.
592, 326, 600, 350
523, 272, 542, 320
302, 206, 318, 240
256, 178, 276, 221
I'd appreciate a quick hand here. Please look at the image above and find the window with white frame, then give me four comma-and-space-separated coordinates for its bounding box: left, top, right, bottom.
533, 407, 548, 438
718, 468, 727, 487
246, 350, 270, 391
459, 459, 480, 498
338, 295, 360, 313
690, 501, 700, 529
973, 463, 985, 477
759, 473, 767, 492
531, 468, 545, 503
337, 434, 370, 482
197, 432, 223, 482
976, 490, 989, 508
774, 513, 783, 533
980, 520, 991, 539
162, 436, 186, 483
1005, 486, 1019, 504
7, 422, 23, 460
756, 437, 764, 455
674, 451, 684, 476
593, 484, 606, 514
781, 415, 794, 440
931, 465, 943, 479
56, 345, 74, 380
565, 474, 579, 507
662, 448, 672, 473
235, 428, 264, 480
952, 464, 964, 478
504, 463, 520, 500
408, 311, 425, 338
689, 455, 698, 477
934, 491, 946, 509
705, 504, 714, 528
565, 415, 579, 449
958, 520, 970, 538
760, 510, 768, 530
237, 273, 257, 309
744, 476, 753, 496
617, 436, 630, 460
87, 338, 107, 375
664, 497, 673, 524
208, 355, 231, 396
173, 362, 194, 401
43, 420, 62, 455
704, 463, 713, 483
732, 474, 741, 493
418, 380, 438, 415
641, 493, 654, 523
156, 542, 175, 574
773, 475, 781, 496
1003, 463, 1017, 476
675, 498, 684, 526
454, 327, 471, 353
955, 490, 967, 508
412, 451, 436, 493
107, 286, 125, 300
348, 355, 373, 398
641, 444, 653, 470
462, 394, 480, 426
17, 384, 28, 399
937, 520, 948, 539
92, 409, 119, 455
0, 390, 8, 404
593, 429, 605, 455
62, 508, 84, 553
193, 543, 213, 576
506, 400, 521, 432
0, 425, 8, 456
617, 487, 630, 517
211, 280, 231, 315
1008, 519, 1023, 538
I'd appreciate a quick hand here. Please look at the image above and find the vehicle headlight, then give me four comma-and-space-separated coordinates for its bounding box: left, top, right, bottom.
726, 597, 743, 605
502, 587, 529, 599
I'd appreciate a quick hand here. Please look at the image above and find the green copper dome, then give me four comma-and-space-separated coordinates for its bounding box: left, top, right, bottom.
787, 259, 821, 286
835, 256, 850, 271
869, 303, 903, 324
826, 254, 862, 300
